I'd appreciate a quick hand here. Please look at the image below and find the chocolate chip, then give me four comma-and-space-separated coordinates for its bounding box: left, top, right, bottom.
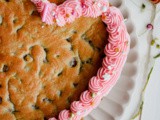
70, 45, 74, 51
44, 48, 49, 53
79, 64, 83, 73
43, 98, 53, 103
44, 48, 49, 63
88, 40, 94, 48
81, 34, 86, 40
66, 37, 71, 42
16, 26, 23, 33
31, 11, 39, 16
101, 54, 106, 59
3, 65, 9, 72
0, 97, 2, 104
13, 18, 18, 24
57, 90, 62, 97
96, 47, 101, 52
67, 96, 72, 104
24, 54, 32, 62
12, 110, 19, 113
5, 0, 10, 2
82, 61, 85, 64
89, 41, 92, 44
0, 15, 3, 25
70, 58, 77, 67
57, 71, 62, 76
72, 30, 77, 34
55, 54, 60, 58
73, 83, 78, 88
32, 105, 39, 110
44, 117, 48, 120
0, 84, 2, 88
81, 34, 90, 41
86, 58, 92, 64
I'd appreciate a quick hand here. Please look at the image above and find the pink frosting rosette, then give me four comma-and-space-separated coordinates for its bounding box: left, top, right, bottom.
58, 110, 70, 120
80, 90, 93, 107
82, 0, 109, 18
108, 24, 128, 45
42, 3, 58, 24
104, 43, 123, 59
97, 68, 115, 86
70, 101, 86, 117
102, 7, 123, 30
62, 0, 82, 18
97, 67, 113, 82
31, 0, 50, 13
102, 56, 116, 69
90, 95, 102, 108
58, 0, 82, 23
31, 0, 47, 12
88, 77, 104, 93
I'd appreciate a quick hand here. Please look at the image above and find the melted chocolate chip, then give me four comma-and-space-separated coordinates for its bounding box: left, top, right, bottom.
12, 110, 19, 113
44, 117, 48, 120
73, 83, 78, 88
13, 18, 17, 24
57, 90, 62, 97
32, 105, 39, 110
0, 84, 2, 88
66, 37, 71, 42
0, 97, 2, 104
31, 11, 39, 16
96, 47, 101, 52
67, 96, 72, 104
101, 54, 106, 59
44, 48, 49, 53
86, 58, 92, 64
70, 58, 77, 67
44, 48, 49, 63
72, 30, 77, 34
57, 71, 62, 76
23, 54, 32, 62
43, 98, 53, 103
3, 65, 9, 72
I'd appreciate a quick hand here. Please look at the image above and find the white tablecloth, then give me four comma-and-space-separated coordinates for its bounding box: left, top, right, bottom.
126, 0, 160, 120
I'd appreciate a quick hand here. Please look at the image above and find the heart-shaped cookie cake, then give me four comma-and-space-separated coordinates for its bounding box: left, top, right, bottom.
0, 0, 130, 120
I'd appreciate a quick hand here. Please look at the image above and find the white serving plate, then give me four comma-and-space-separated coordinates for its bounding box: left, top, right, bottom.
85, 0, 143, 120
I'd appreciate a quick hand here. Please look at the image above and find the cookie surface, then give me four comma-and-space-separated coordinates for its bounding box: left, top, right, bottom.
0, 0, 108, 119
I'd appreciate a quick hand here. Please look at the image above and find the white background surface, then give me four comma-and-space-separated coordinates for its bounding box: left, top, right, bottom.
142, 58, 160, 120
126, 0, 160, 120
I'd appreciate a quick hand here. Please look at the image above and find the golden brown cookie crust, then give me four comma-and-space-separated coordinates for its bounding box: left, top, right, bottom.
0, 0, 108, 119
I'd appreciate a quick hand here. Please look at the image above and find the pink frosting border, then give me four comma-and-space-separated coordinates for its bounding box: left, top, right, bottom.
30, 0, 130, 120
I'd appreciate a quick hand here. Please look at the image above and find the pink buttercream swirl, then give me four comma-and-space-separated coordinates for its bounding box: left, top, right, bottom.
102, 57, 116, 69
31, 1, 130, 120
58, 110, 70, 120
102, 7, 123, 30
89, 77, 104, 93
58, 0, 82, 24
31, 0, 47, 12
70, 101, 85, 115
81, 0, 109, 18
80, 90, 93, 107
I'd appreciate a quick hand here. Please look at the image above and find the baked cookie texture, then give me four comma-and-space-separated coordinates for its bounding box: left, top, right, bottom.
0, 0, 108, 120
